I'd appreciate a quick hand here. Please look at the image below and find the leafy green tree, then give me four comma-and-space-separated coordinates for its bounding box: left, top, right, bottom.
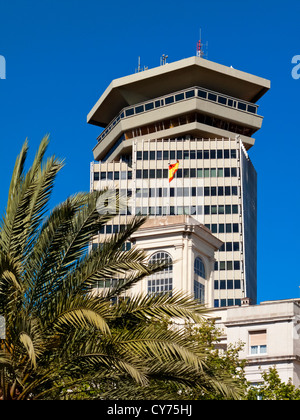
0, 137, 244, 400
247, 367, 300, 400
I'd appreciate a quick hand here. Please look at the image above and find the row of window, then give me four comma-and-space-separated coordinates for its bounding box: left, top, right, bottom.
214, 299, 241, 308
136, 186, 238, 198
136, 149, 238, 161
205, 223, 239, 234
214, 279, 241, 290
125, 111, 255, 141
93, 167, 239, 181
136, 167, 239, 179
214, 261, 241, 271
135, 204, 239, 216
94, 170, 132, 181
96, 222, 241, 237
219, 242, 241, 252
97, 86, 257, 143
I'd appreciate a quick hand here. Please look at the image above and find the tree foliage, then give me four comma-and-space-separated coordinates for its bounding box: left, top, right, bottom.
0, 137, 244, 400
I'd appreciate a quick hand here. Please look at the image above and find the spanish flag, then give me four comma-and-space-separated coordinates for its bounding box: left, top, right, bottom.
168, 160, 179, 182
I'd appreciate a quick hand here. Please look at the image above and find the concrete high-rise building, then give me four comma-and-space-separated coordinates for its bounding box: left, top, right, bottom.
88, 56, 270, 307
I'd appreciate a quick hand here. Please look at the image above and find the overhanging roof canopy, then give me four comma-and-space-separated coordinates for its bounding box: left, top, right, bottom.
87, 56, 270, 127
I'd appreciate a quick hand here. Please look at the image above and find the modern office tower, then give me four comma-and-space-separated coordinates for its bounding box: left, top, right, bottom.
88, 56, 270, 307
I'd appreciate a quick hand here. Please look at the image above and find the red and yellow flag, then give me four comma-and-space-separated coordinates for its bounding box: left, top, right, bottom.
168, 160, 179, 182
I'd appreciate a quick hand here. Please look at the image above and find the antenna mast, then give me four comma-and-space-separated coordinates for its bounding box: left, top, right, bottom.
196, 29, 208, 59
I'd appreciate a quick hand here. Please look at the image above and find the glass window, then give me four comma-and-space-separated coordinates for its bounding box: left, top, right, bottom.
184, 150, 189, 159
165, 96, 174, 104
163, 150, 169, 160
232, 205, 238, 214
190, 150, 196, 159
94, 172, 99, 181
143, 151, 148, 160
238, 102, 247, 111
150, 151, 155, 160
234, 280, 241, 289
204, 168, 210, 178
194, 257, 205, 279
233, 242, 240, 251
157, 150, 162, 160
185, 89, 195, 98
231, 149, 237, 158
224, 149, 229, 159
143, 169, 148, 179
218, 186, 224, 196
204, 150, 209, 159
217, 150, 223, 159
211, 168, 216, 177
227, 280, 233, 289
220, 280, 226, 290
170, 150, 175, 160
232, 186, 238, 195
190, 168, 196, 178
218, 96, 227, 105
231, 168, 237, 177
226, 223, 232, 233
225, 186, 231, 196
217, 168, 223, 177
198, 89, 207, 99
135, 105, 144, 114
137, 151, 142, 160
197, 169, 203, 178
194, 280, 205, 303
145, 102, 154, 111
247, 104, 257, 114
100, 172, 106, 180
224, 168, 230, 177
175, 93, 184, 101
176, 150, 182, 160
155, 100, 161, 108
149, 169, 155, 179
233, 223, 239, 233
125, 108, 134, 117
184, 168, 189, 178
234, 261, 240, 270
219, 224, 224, 233
197, 150, 202, 159
208, 93, 217, 101
210, 150, 216, 159
148, 251, 173, 296
107, 171, 113, 180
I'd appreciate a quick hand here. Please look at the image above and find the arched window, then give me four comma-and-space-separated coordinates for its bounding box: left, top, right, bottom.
194, 257, 205, 279
147, 251, 173, 296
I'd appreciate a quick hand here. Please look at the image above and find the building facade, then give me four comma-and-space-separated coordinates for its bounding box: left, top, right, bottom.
88, 56, 270, 307
212, 298, 300, 387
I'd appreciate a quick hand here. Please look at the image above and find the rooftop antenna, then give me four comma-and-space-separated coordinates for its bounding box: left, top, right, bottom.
135, 56, 148, 73
160, 54, 168, 66
196, 29, 208, 59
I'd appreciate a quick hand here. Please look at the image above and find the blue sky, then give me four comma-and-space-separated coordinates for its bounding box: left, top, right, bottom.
0, 0, 299, 303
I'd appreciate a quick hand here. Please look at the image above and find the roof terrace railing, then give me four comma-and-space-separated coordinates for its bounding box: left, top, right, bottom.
97, 86, 260, 143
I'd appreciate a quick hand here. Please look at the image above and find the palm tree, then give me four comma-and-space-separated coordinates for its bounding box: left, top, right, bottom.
0, 136, 243, 400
